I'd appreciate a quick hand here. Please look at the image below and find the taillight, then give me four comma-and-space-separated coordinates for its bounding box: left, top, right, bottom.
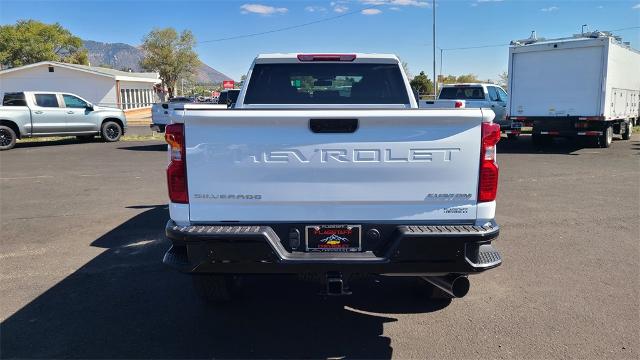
297, 54, 357, 62
478, 122, 500, 202
454, 100, 464, 108
165, 123, 188, 203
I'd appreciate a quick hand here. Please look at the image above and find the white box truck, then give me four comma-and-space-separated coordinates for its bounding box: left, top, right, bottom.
507, 32, 640, 147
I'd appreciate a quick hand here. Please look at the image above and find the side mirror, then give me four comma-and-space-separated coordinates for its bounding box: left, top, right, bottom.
86, 103, 94, 111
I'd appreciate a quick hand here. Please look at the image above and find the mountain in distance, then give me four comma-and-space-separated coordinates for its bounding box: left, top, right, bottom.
82, 40, 233, 84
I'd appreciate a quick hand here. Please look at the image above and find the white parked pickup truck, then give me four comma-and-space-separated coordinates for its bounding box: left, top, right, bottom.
421, 84, 514, 138
151, 97, 226, 133
0, 91, 127, 150
162, 53, 503, 302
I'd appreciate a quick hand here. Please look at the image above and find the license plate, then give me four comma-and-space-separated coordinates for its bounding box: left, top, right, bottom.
305, 225, 361, 252
511, 122, 522, 129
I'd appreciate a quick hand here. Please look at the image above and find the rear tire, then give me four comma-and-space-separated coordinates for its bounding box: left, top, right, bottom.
0, 125, 17, 151
101, 121, 122, 142
598, 125, 613, 148
192, 274, 241, 304
621, 121, 632, 140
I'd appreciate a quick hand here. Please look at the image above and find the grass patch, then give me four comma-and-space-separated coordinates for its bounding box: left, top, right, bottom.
121, 134, 164, 142
634, 126, 640, 133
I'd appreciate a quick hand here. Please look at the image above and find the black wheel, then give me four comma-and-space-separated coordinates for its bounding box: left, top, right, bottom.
0, 125, 17, 151
101, 121, 122, 142
192, 274, 241, 304
598, 125, 613, 148
621, 121, 632, 141
76, 135, 95, 142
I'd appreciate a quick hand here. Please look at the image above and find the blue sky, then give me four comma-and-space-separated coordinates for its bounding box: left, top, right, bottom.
1, 0, 639, 81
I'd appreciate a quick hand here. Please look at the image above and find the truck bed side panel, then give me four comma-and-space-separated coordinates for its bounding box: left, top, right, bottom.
0, 106, 32, 136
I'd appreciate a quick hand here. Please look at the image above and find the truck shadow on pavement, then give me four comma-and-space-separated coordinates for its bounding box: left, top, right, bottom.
1, 206, 449, 359
498, 136, 587, 155
14, 138, 93, 149
118, 143, 167, 152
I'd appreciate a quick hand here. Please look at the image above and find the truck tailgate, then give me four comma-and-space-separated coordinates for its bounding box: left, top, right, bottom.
182, 109, 489, 222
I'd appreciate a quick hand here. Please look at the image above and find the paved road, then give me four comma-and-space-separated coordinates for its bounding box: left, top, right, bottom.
1, 135, 638, 359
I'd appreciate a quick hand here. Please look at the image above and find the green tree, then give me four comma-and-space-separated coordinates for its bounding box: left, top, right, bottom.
401, 61, 412, 79
439, 73, 481, 84
498, 71, 509, 90
440, 75, 457, 84
410, 71, 434, 96
237, 74, 247, 89
140, 28, 199, 98
191, 84, 216, 97
0, 20, 88, 67
455, 73, 480, 83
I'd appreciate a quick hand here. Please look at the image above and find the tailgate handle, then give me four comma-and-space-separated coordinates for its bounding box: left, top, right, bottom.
309, 118, 358, 133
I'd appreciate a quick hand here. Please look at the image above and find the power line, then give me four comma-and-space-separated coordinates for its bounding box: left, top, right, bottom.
439, 26, 640, 51
196, 4, 384, 44
606, 26, 640, 32
442, 43, 509, 51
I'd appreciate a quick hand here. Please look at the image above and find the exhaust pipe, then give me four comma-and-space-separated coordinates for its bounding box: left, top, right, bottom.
422, 274, 470, 298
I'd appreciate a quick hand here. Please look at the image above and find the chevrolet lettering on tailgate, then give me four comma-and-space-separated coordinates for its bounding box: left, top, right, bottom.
246, 148, 462, 164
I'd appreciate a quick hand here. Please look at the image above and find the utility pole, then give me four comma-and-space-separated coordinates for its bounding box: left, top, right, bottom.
432, 0, 437, 98
439, 47, 443, 87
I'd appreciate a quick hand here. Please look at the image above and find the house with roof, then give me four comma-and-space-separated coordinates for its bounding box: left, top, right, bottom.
0, 61, 161, 112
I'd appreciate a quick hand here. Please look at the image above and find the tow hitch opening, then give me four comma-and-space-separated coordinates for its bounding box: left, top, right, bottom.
326, 272, 351, 296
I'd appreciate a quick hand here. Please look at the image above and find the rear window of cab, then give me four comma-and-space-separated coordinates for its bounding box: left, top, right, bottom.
439, 87, 485, 100
244, 63, 410, 105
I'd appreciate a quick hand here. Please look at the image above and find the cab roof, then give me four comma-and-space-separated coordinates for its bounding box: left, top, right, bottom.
441, 83, 493, 87
254, 53, 400, 64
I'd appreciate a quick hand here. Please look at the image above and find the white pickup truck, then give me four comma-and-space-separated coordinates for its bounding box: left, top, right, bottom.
421, 84, 515, 138
151, 98, 226, 133
162, 53, 502, 302
0, 91, 127, 150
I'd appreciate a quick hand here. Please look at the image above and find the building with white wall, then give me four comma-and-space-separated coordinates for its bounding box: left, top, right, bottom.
0, 61, 160, 111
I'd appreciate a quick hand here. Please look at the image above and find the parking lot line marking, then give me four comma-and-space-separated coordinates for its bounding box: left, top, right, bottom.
0, 175, 53, 180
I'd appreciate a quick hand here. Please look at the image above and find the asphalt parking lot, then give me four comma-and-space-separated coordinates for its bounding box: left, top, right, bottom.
1, 132, 638, 359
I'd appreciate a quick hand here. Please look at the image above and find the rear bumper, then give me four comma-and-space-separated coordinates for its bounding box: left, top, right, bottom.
510, 117, 612, 136
163, 221, 502, 275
